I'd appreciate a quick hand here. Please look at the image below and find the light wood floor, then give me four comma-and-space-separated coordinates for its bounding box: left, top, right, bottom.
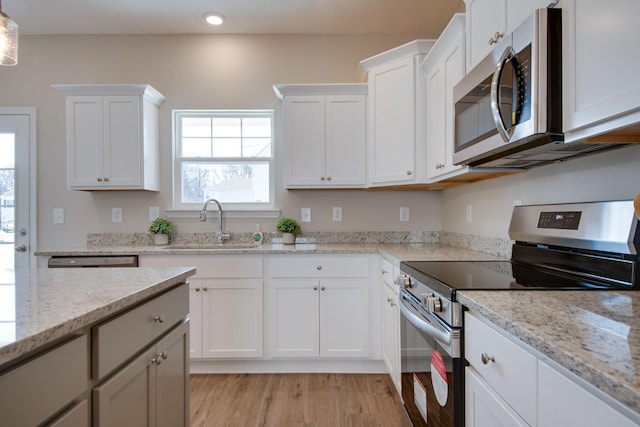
190, 373, 412, 427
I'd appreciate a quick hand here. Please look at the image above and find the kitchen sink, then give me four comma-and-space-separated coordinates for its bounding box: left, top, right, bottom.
162, 243, 259, 250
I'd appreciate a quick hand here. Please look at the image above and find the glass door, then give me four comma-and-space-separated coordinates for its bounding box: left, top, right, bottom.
0, 110, 35, 346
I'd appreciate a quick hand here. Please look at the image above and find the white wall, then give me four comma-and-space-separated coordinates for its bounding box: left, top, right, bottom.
2, 34, 443, 250
441, 144, 640, 239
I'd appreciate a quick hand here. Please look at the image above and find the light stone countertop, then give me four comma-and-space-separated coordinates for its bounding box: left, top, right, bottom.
0, 267, 196, 369
35, 242, 507, 263
458, 290, 640, 416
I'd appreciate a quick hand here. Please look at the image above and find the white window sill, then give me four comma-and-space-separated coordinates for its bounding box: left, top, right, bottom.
165, 209, 281, 219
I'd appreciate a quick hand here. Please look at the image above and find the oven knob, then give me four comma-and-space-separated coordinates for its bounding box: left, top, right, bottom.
400, 274, 412, 289
425, 295, 442, 313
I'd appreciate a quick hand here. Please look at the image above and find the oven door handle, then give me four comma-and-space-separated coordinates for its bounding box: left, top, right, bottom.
399, 293, 452, 346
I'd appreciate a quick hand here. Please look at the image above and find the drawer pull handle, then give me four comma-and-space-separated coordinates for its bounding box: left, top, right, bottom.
153, 314, 165, 323
481, 352, 495, 365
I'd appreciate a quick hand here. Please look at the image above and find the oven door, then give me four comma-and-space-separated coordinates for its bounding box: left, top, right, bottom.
399, 290, 463, 427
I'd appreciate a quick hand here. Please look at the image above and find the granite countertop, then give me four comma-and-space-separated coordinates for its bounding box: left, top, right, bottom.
0, 267, 196, 369
458, 290, 640, 415
35, 242, 507, 263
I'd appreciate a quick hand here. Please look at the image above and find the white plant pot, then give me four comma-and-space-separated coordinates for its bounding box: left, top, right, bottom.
282, 232, 295, 245
153, 234, 169, 246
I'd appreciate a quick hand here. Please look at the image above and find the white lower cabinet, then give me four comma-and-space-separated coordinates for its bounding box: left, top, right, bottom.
380, 258, 400, 393
466, 312, 640, 427
537, 360, 639, 427
465, 367, 529, 427
265, 255, 371, 358
93, 321, 189, 427
139, 255, 264, 360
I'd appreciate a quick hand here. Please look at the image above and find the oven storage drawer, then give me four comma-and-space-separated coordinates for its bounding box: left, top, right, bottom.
92, 284, 188, 379
465, 312, 537, 424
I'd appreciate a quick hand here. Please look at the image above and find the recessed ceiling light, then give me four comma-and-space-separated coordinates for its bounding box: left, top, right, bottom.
203, 12, 225, 26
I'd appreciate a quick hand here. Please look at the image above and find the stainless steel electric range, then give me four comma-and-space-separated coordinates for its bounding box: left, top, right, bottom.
397, 200, 640, 427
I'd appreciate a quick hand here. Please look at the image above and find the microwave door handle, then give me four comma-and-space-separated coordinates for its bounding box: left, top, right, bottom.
399, 293, 452, 345
491, 45, 516, 142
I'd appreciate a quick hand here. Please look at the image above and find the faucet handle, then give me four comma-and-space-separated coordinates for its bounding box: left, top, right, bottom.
217, 232, 231, 244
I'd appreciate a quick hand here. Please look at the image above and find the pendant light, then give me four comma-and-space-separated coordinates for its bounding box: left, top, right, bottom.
0, 0, 18, 66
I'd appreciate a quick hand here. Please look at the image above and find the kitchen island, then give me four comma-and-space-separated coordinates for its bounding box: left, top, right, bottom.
0, 266, 196, 426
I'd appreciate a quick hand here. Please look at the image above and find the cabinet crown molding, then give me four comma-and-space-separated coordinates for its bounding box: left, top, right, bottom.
273, 83, 368, 99
52, 84, 166, 106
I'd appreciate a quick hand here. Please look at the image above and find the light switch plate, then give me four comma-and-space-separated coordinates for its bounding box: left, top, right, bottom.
149, 206, 160, 221
332, 207, 342, 222
400, 207, 410, 222
301, 208, 311, 222
53, 208, 64, 224
112, 208, 123, 223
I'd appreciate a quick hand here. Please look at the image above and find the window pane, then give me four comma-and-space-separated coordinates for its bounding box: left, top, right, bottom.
212, 118, 241, 137
242, 117, 272, 137
181, 138, 212, 157
243, 138, 271, 157
181, 117, 212, 137
212, 138, 242, 157
181, 162, 270, 203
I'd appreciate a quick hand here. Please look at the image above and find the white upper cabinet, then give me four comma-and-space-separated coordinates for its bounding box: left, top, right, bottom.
53, 84, 165, 191
358, 40, 435, 186
561, 0, 640, 143
422, 14, 468, 181
274, 84, 367, 189
465, 0, 557, 71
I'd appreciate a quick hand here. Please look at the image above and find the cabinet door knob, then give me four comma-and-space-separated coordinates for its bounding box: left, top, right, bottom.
153, 314, 165, 323
203, 287, 208, 291
406, 170, 412, 175
320, 285, 326, 291
194, 287, 200, 292
316, 265, 322, 270
481, 352, 495, 365
326, 176, 331, 181
97, 177, 103, 182
320, 176, 325, 181
313, 285, 319, 291
104, 177, 110, 182
161, 350, 168, 360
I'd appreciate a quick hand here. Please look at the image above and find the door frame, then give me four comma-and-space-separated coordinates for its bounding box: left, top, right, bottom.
0, 108, 37, 270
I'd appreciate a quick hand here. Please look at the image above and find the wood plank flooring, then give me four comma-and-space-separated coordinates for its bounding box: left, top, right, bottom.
190, 374, 412, 427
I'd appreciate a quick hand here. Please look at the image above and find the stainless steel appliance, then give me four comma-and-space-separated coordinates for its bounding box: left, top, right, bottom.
48, 255, 139, 268
452, 8, 625, 169
398, 200, 639, 427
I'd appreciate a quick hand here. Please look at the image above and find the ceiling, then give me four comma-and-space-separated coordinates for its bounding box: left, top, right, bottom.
3, 0, 465, 36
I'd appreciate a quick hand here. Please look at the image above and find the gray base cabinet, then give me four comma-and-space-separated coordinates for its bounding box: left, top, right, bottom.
93, 321, 189, 427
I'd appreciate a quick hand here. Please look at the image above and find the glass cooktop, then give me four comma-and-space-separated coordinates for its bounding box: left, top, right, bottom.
400, 260, 615, 301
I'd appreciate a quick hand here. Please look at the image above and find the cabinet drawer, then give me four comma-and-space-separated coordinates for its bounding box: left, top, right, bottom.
380, 258, 396, 288
266, 255, 370, 278
0, 335, 88, 427
139, 255, 263, 278
93, 284, 188, 379
465, 312, 537, 424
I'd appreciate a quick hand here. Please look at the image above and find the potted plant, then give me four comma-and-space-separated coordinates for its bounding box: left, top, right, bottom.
148, 217, 175, 245
276, 217, 301, 245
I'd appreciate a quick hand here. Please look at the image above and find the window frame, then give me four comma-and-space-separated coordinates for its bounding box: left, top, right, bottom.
171, 109, 275, 212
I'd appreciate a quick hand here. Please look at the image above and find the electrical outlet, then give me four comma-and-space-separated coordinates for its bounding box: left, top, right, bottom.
332, 207, 342, 222
149, 206, 160, 221
466, 204, 473, 223
53, 208, 64, 224
112, 208, 123, 223
400, 207, 410, 222
301, 208, 311, 222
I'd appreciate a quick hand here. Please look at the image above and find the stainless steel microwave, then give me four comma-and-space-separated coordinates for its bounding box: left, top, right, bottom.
452, 8, 619, 168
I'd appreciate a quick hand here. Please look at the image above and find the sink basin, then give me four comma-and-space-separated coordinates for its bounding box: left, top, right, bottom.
162, 243, 259, 250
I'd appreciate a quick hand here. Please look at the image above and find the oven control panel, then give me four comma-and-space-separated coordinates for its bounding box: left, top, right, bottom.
537, 211, 582, 229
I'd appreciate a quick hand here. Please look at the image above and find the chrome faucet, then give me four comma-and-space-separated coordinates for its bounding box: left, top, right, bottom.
200, 198, 230, 244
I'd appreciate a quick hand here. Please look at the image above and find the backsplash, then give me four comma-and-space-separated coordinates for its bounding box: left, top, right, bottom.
86, 230, 512, 258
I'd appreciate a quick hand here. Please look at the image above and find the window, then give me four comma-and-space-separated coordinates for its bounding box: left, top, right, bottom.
173, 110, 273, 210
